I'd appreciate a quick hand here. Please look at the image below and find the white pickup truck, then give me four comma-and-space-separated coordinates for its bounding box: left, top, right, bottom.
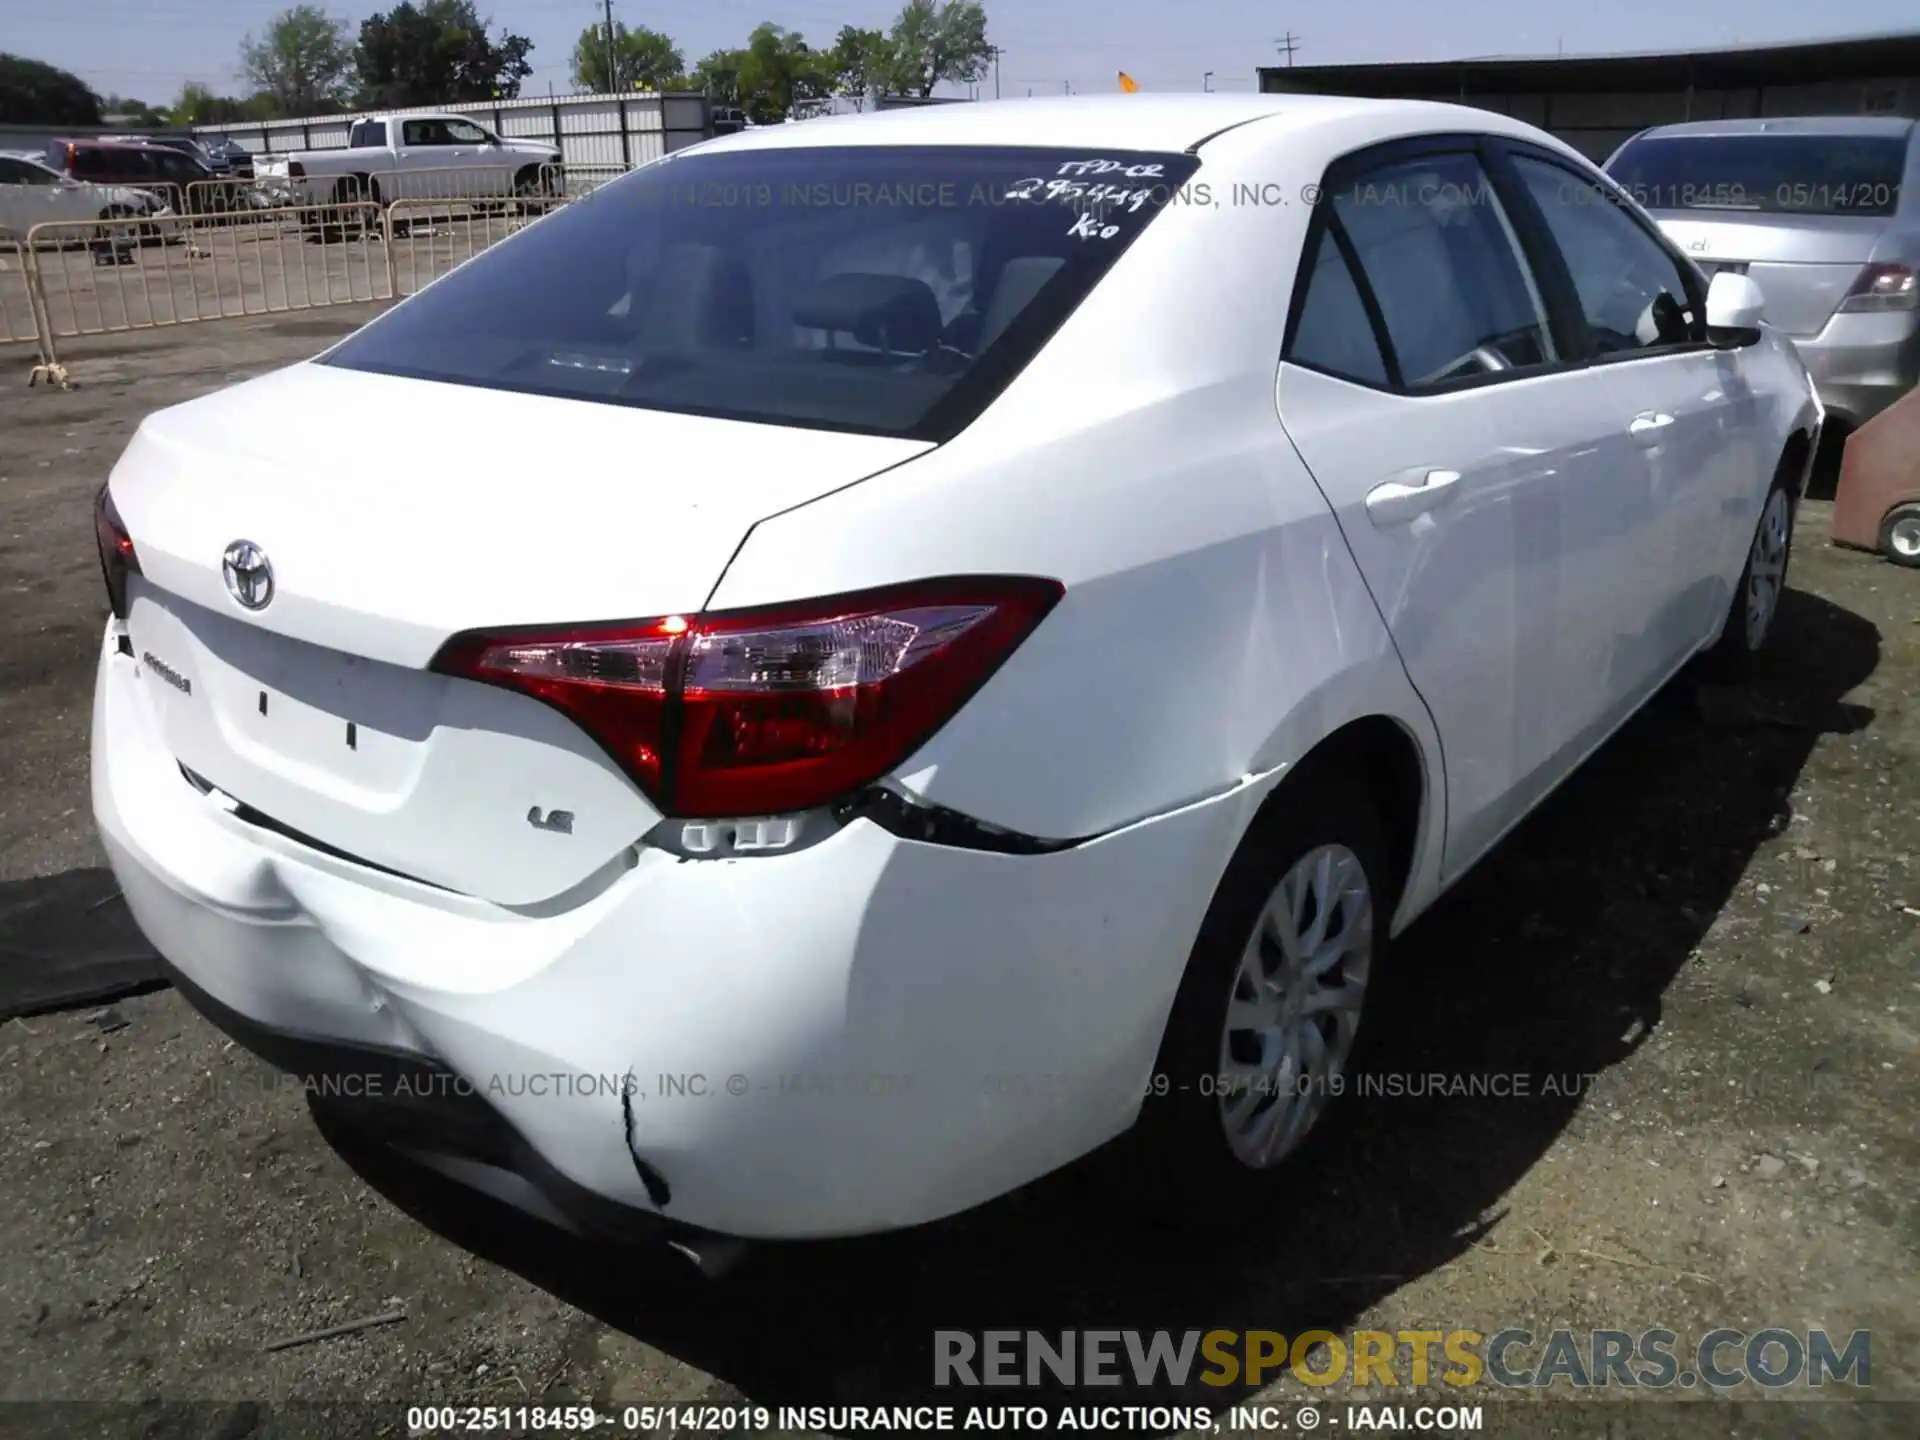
255, 112, 563, 208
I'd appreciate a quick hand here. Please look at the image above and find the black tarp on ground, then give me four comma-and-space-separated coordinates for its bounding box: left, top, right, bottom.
0, 866, 165, 1020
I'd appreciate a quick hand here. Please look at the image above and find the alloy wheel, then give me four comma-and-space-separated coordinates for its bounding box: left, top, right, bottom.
1744, 487, 1791, 649
1217, 842, 1374, 1169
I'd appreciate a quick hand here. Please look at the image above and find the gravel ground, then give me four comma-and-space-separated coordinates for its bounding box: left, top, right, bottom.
0, 322, 1914, 1439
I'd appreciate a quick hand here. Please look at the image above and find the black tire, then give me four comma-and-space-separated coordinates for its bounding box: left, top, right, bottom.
1881, 502, 1920, 569
1700, 463, 1797, 678
1131, 769, 1391, 1217
332, 174, 380, 237
513, 165, 557, 214
94, 204, 146, 255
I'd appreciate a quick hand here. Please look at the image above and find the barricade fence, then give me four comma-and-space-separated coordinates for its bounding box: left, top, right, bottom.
3, 162, 631, 388
1, 238, 45, 347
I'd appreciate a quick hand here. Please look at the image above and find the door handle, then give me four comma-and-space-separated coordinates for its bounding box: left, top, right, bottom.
1630, 411, 1675, 446
1365, 469, 1462, 527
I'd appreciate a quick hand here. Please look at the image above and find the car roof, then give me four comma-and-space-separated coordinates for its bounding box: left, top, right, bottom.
1630, 116, 1917, 140
681, 93, 1533, 157
57, 137, 172, 151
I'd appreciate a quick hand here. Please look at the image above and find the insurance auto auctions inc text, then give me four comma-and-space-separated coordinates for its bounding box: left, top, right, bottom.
935, 1327, 1870, 1393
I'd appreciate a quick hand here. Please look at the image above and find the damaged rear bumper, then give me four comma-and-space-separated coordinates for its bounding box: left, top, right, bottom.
151, 952, 714, 1252
92, 623, 1257, 1239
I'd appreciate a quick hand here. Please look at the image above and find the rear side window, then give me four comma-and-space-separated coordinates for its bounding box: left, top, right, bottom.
0, 158, 54, 185
1315, 152, 1553, 389
350, 121, 386, 148
1512, 155, 1701, 354
1607, 133, 1910, 217
1287, 231, 1389, 386
324, 145, 1201, 440
70, 148, 112, 180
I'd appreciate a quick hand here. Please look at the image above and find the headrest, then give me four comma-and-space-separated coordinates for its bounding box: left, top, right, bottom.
793, 272, 942, 353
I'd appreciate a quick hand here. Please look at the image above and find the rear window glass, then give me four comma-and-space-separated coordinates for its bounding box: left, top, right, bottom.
322, 144, 1200, 439
1606, 133, 1911, 217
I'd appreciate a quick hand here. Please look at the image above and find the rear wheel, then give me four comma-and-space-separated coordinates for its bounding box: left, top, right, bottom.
94, 204, 145, 259
1881, 502, 1920, 569
331, 174, 380, 237
1134, 771, 1388, 1212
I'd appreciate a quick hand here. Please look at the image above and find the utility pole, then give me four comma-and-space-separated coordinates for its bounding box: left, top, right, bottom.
1203, 70, 1213, 91
1275, 32, 1301, 67
602, 0, 619, 93
989, 46, 1002, 100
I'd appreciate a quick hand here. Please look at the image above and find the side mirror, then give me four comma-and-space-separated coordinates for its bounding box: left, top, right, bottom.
1705, 270, 1766, 347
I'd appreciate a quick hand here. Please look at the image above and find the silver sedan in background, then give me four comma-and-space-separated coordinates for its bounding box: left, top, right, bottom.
1607, 116, 1919, 449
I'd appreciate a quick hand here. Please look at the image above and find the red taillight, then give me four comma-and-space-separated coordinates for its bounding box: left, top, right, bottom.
94, 483, 140, 619
432, 577, 1064, 818
1839, 263, 1917, 314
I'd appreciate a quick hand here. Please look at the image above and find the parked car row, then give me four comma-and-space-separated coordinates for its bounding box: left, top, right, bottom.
42, 137, 255, 215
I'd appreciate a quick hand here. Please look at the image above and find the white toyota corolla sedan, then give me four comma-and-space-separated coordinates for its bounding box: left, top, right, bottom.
91, 94, 1822, 1250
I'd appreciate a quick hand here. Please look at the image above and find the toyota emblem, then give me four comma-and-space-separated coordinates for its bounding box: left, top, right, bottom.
222, 540, 274, 610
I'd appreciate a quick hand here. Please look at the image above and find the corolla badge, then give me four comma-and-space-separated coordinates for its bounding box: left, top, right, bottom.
222, 540, 274, 610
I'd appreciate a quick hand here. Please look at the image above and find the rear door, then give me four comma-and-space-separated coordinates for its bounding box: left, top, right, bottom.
1276, 139, 1669, 877
441, 117, 503, 193
396, 118, 458, 197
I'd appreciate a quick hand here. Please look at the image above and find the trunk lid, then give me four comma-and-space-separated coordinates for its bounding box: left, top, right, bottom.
1648, 212, 1885, 338
111, 362, 928, 904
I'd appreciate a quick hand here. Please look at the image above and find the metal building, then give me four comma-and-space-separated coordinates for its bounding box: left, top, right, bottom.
1257, 29, 1920, 161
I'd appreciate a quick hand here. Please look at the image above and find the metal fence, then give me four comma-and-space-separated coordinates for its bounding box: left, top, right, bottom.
2, 162, 625, 389
193, 91, 711, 170
1, 239, 39, 344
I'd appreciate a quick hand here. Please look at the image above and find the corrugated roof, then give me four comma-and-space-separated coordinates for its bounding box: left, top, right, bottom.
1256, 28, 1920, 84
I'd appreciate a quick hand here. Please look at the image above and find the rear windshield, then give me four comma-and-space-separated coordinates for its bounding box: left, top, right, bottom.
322, 144, 1200, 440
1606, 133, 1911, 217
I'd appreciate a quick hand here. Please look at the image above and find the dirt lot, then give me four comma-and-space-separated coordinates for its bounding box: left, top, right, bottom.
0, 322, 1915, 1439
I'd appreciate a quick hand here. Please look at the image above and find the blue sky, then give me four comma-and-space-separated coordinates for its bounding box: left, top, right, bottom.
10, 0, 1916, 107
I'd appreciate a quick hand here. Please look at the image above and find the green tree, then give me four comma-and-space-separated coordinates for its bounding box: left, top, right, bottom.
172, 84, 278, 124
571, 22, 684, 93
692, 48, 745, 106
825, 25, 895, 107
354, 0, 533, 106
887, 0, 989, 99
171, 82, 255, 125
102, 93, 171, 125
239, 5, 354, 115
736, 23, 828, 124
0, 54, 102, 126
